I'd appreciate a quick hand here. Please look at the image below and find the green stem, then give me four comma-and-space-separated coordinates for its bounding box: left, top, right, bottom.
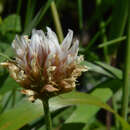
42, 98, 52, 130
121, 7, 130, 120
50, 1, 64, 43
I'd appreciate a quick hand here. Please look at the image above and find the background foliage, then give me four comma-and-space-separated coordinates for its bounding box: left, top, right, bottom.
0, 0, 129, 130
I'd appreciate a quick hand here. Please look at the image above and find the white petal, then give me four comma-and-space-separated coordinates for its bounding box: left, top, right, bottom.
61, 29, 73, 51
30, 29, 43, 54
46, 27, 59, 44
21, 36, 28, 48
69, 39, 79, 56
12, 35, 21, 50
34, 29, 49, 54
46, 27, 61, 53
66, 54, 74, 65
12, 35, 24, 56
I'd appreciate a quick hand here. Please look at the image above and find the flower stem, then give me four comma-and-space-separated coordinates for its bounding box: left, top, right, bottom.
50, 1, 64, 43
42, 98, 52, 130
121, 7, 130, 120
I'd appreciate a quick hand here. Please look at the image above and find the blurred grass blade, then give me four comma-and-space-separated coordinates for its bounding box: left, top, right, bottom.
86, 17, 111, 52
100, 21, 109, 63
86, 31, 101, 52
98, 36, 126, 48
16, 0, 22, 14
121, 10, 130, 120
24, 0, 53, 34
50, 1, 64, 43
78, 0, 83, 30
24, 0, 36, 30
109, 0, 128, 39
95, 61, 122, 80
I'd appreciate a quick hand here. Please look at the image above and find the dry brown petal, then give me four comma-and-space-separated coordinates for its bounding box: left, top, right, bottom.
41, 84, 59, 93
59, 80, 74, 92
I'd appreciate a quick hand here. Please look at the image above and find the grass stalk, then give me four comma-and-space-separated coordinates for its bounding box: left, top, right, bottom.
50, 1, 64, 43
24, 0, 53, 34
121, 7, 130, 120
16, 0, 22, 14
98, 36, 126, 48
42, 98, 52, 130
113, 95, 120, 129
85, 17, 111, 52
100, 21, 110, 64
24, 0, 36, 30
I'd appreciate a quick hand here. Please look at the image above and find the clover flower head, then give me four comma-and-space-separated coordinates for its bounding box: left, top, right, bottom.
0, 27, 87, 101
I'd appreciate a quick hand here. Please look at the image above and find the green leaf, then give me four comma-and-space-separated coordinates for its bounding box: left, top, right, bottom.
0, 100, 43, 130
93, 79, 123, 93
0, 47, 14, 62
52, 91, 130, 129
0, 77, 20, 95
0, 14, 21, 34
0, 98, 67, 130
81, 61, 114, 78
61, 123, 85, 130
0, 42, 10, 52
95, 61, 122, 79
65, 88, 112, 124
0, 88, 129, 130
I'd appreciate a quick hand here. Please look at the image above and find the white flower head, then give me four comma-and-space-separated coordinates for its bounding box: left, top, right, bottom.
1, 27, 87, 101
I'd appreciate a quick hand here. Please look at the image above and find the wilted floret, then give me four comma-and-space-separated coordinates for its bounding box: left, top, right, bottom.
0, 27, 87, 101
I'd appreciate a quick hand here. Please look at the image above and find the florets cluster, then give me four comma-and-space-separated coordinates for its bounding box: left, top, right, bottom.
1, 27, 87, 101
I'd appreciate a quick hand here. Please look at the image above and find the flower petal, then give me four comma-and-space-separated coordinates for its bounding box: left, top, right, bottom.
12, 35, 24, 56
30, 29, 42, 53
46, 27, 61, 53
69, 39, 79, 56
61, 29, 73, 51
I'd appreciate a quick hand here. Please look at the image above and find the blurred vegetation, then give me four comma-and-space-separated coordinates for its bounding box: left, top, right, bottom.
0, 0, 129, 130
